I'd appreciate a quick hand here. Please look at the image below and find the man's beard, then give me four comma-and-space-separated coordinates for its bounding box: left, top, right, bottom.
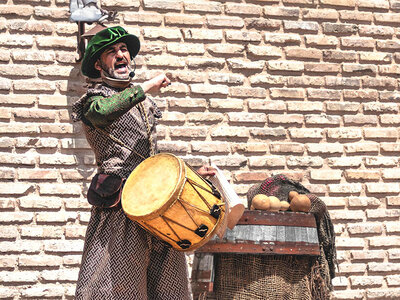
99, 60, 133, 80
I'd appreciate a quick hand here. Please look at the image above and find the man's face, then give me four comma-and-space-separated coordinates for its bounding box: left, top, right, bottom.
95, 42, 133, 79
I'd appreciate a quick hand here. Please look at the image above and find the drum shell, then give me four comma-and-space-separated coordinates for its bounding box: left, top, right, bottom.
122, 153, 225, 252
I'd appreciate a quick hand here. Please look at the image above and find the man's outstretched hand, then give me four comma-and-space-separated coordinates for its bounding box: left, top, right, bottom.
197, 165, 216, 178
142, 73, 171, 94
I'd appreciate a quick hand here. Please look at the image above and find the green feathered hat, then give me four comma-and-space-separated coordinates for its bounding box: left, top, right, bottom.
81, 26, 140, 78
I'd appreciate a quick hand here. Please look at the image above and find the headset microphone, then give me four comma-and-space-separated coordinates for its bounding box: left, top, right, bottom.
129, 58, 136, 78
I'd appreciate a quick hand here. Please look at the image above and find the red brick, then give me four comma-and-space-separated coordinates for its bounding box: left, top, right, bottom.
18, 169, 58, 181
323, 22, 358, 35
191, 142, 230, 153
143, 0, 182, 11
348, 223, 383, 235
264, 33, 301, 45
228, 112, 267, 124
269, 114, 303, 125
287, 101, 323, 112
381, 142, 400, 153
207, 15, 244, 28
305, 63, 340, 73
325, 76, 360, 88
320, 0, 356, 6
303, 8, 338, 20
227, 58, 264, 71
331, 290, 364, 299
366, 183, 400, 194
307, 88, 341, 100
286, 47, 322, 60
211, 155, 247, 167
190, 84, 228, 95
341, 37, 375, 49
358, 0, 389, 9
364, 128, 398, 140
351, 250, 386, 261
367, 289, 400, 299
226, 31, 262, 43
225, 3, 262, 16
310, 169, 342, 181
377, 40, 400, 51
207, 44, 244, 56
209, 98, 243, 110
345, 170, 381, 181
247, 45, 282, 58
264, 7, 300, 18
270, 88, 305, 99
287, 156, 324, 167
380, 114, 400, 126
229, 86, 267, 98
359, 25, 395, 37
211, 126, 249, 139
340, 11, 373, 23
245, 18, 281, 30
326, 102, 360, 113
364, 102, 398, 114
306, 114, 341, 126
368, 262, 400, 273
305, 35, 338, 47
283, 21, 318, 32
124, 12, 163, 25
350, 276, 384, 287
184, 2, 222, 13
250, 128, 286, 138
173, 71, 206, 83
232, 143, 268, 153
359, 52, 392, 63
287, 76, 325, 87
234, 171, 269, 183
165, 14, 203, 26
343, 63, 377, 74
307, 143, 344, 154
170, 126, 208, 139
343, 89, 378, 101
249, 156, 286, 168
327, 157, 363, 168
182, 29, 223, 41
268, 60, 304, 72
270, 142, 305, 154
289, 128, 324, 139
9, 20, 53, 33
282, 0, 313, 4
344, 115, 378, 126
0, 5, 34, 17
250, 75, 285, 87
380, 65, 400, 75
323, 50, 357, 61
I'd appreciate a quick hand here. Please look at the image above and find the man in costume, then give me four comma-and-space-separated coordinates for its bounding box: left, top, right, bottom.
71, 26, 215, 300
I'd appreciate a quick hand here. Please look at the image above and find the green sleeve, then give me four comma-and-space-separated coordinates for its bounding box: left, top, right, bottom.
84, 85, 146, 127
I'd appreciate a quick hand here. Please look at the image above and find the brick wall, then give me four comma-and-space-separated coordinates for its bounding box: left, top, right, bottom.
1, 0, 400, 299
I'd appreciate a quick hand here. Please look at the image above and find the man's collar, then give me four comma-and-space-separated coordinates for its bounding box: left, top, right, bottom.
101, 71, 133, 89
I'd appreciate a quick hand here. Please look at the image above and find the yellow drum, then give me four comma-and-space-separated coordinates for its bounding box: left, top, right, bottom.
121, 153, 226, 251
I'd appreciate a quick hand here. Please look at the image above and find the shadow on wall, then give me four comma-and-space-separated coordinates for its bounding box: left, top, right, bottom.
66, 61, 96, 198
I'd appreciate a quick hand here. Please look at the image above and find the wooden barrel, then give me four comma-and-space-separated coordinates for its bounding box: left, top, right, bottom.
191, 210, 320, 297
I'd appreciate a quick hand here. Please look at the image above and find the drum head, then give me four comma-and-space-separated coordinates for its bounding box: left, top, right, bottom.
122, 153, 185, 220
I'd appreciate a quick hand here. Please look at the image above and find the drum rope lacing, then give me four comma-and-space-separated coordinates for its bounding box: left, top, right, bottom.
138, 169, 226, 250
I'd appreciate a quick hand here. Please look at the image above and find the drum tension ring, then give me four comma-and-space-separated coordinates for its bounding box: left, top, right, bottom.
210, 204, 221, 219
195, 224, 208, 237
177, 239, 191, 249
